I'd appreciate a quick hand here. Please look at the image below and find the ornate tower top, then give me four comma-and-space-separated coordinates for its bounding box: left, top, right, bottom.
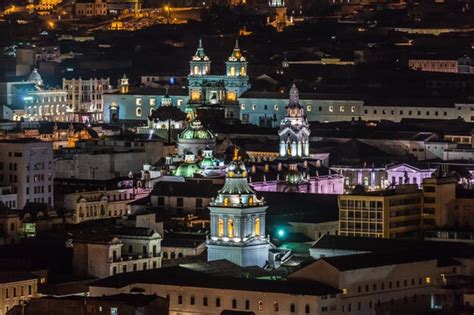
228, 40, 246, 62
192, 39, 209, 61
286, 84, 304, 118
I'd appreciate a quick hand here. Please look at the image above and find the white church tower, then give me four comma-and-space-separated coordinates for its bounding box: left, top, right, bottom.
278, 84, 311, 159
207, 150, 270, 267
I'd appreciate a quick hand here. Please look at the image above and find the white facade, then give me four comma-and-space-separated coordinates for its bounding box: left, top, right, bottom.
278, 84, 310, 159
0, 140, 54, 208
23, 89, 69, 122
62, 77, 110, 123
207, 158, 270, 267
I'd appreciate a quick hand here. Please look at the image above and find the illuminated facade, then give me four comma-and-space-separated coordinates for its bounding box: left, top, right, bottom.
278, 84, 310, 159
207, 153, 270, 267
188, 40, 250, 119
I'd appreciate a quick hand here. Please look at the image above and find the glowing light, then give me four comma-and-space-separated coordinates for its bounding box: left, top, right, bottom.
277, 229, 285, 238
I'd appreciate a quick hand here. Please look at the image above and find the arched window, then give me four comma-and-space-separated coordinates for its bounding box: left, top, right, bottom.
171, 252, 176, 259
163, 252, 168, 259
273, 301, 279, 311
254, 218, 260, 235
240, 66, 245, 76
290, 303, 296, 313
178, 253, 184, 258
193, 65, 199, 75
245, 300, 250, 309
305, 304, 310, 314
230, 66, 235, 76
258, 300, 264, 311
136, 107, 142, 117
152, 245, 157, 255
218, 219, 224, 237
232, 299, 237, 309
228, 219, 234, 238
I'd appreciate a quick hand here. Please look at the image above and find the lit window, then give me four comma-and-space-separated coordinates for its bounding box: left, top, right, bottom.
227, 91, 236, 102
240, 67, 246, 76
425, 277, 431, 284
306, 105, 312, 112
254, 218, 260, 235
177, 99, 183, 107
136, 107, 142, 117
229, 66, 235, 77
218, 219, 224, 237
191, 91, 201, 101
252, 104, 257, 111
351, 106, 356, 113
340, 105, 345, 112
136, 98, 142, 106
150, 98, 156, 106
258, 300, 264, 311
274, 104, 279, 111
228, 219, 234, 238
241, 104, 246, 110
329, 106, 334, 112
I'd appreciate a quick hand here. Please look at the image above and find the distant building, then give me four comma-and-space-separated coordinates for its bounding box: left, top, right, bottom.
74, 0, 107, 17
22, 89, 69, 122
11, 294, 169, 315
0, 139, 54, 208
71, 226, 162, 278
62, 77, 110, 123
338, 184, 423, 238
0, 272, 40, 315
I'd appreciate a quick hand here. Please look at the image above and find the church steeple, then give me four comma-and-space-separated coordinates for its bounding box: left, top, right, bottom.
190, 39, 211, 76
278, 84, 311, 158
226, 39, 247, 77
207, 150, 270, 267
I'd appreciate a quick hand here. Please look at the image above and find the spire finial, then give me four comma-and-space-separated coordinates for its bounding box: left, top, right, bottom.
234, 39, 239, 50
198, 38, 203, 48
233, 146, 240, 161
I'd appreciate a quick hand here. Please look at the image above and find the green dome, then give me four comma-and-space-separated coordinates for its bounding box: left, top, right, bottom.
286, 169, 303, 185
173, 163, 201, 177
199, 157, 218, 168
179, 120, 214, 141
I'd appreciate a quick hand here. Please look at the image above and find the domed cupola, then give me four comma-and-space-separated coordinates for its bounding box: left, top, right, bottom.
28, 68, 43, 88
177, 119, 216, 156
286, 163, 304, 185
207, 148, 271, 267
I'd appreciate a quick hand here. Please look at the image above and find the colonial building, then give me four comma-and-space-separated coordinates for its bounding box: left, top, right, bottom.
0, 139, 54, 208
62, 77, 110, 123
207, 153, 271, 267
71, 226, 162, 279
0, 272, 40, 315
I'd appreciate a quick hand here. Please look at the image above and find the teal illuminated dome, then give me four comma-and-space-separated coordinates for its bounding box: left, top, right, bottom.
200, 157, 218, 168
286, 164, 304, 185
179, 120, 214, 141
173, 162, 201, 177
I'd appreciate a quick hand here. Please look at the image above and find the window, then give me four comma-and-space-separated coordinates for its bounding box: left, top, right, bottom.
252, 104, 257, 111
241, 104, 246, 110
232, 299, 237, 309
254, 218, 261, 235
196, 198, 203, 208
178, 295, 183, 304
190, 296, 195, 305
136, 98, 142, 105
329, 106, 334, 112
258, 300, 264, 311
216, 298, 221, 307
290, 303, 296, 313
111, 307, 118, 315
274, 104, 279, 111
218, 219, 224, 237
307, 105, 312, 112
245, 300, 250, 310
273, 302, 279, 311
136, 107, 142, 117
339, 105, 344, 112
305, 304, 310, 313
228, 219, 234, 238
351, 106, 356, 113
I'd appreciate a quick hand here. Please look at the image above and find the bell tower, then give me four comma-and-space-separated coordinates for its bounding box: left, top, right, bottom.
207, 150, 270, 267
278, 84, 311, 159
226, 40, 247, 78
189, 39, 211, 76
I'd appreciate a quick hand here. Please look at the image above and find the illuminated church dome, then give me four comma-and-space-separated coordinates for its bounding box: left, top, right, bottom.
286, 164, 304, 185
173, 152, 202, 177
199, 147, 219, 169
177, 119, 216, 155
28, 68, 43, 87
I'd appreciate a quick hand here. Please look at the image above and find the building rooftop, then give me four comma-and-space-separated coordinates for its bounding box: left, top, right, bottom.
91, 264, 340, 296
